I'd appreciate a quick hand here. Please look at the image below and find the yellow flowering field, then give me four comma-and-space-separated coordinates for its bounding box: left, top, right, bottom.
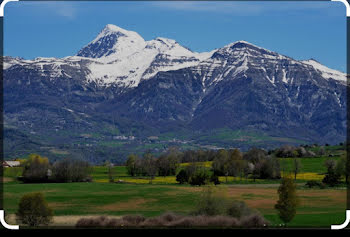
95, 176, 178, 184
180, 161, 212, 168
281, 172, 325, 181
94, 172, 327, 184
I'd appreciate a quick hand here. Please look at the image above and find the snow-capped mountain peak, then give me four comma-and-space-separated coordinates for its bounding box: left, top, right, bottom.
92, 24, 144, 44
77, 24, 146, 59
72, 24, 213, 87
100, 24, 130, 35
213, 40, 281, 59
227, 40, 256, 47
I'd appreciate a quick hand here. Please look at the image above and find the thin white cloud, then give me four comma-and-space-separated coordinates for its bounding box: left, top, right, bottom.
18, 1, 78, 19
55, 3, 77, 19
12, 1, 343, 18
151, 1, 339, 15
152, 1, 262, 14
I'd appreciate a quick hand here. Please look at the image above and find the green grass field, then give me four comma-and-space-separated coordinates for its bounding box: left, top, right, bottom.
3, 182, 346, 227
2, 151, 348, 228
280, 156, 342, 174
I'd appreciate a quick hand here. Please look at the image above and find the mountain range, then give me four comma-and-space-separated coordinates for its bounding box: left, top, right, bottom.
3, 24, 347, 163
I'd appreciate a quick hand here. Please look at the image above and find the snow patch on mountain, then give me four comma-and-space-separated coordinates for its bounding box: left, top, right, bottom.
301, 59, 346, 83
3, 56, 87, 80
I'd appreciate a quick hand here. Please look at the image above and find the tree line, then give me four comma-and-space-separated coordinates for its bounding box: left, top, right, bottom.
20, 154, 93, 183
125, 147, 282, 185
125, 143, 349, 186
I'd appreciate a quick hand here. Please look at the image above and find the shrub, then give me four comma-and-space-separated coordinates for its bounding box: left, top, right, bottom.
121, 215, 145, 225
139, 212, 182, 227
75, 213, 267, 228
159, 212, 181, 223
176, 169, 189, 184
16, 192, 53, 227
184, 163, 197, 178
206, 215, 240, 227
239, 214, 269, 227
140, 217, 166, 227
193, 186, 227, 216
305, 180, 325, 189
210, 174, 220, 185
322, 171, 341, 187
76, 216, 123, 228
226, 201, 253, 218
168, 216, 195, 227
188, 167, 210, 186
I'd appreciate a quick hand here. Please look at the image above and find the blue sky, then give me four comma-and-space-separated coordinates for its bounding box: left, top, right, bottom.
4, 1, 347, 72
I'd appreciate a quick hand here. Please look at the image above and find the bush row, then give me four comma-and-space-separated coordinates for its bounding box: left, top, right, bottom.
76, 212, 268, 228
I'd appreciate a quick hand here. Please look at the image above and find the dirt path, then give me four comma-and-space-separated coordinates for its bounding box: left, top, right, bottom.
6, 214, 122, 227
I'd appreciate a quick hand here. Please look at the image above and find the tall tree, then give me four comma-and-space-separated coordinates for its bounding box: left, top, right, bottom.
275, 177, 299, 226
335, 154, 350, 184
292, 157, 302, 180
243, 147, 267, 164
51, 158, 92, 182
126, 154, 138, 176
212, 149, 229, 182
105, 160, 114, 183
228, 148, 244, 178
157, 148, 179, 177
143, 152, 157, 183
22, 154, 50, 183
323, 158, 341, 187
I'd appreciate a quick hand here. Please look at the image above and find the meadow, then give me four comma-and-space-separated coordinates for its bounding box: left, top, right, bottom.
3, 182, 346, 228
2, 152, 347, 228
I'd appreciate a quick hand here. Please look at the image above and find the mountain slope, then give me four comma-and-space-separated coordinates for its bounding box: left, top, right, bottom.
103, 40, 346, 143
3, 24, 347, 162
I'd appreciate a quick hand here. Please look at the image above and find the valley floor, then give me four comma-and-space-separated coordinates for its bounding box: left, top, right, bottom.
3, 181, 346, 228
3, 153, 347, 229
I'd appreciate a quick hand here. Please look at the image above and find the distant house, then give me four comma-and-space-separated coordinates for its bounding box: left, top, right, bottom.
108, 163, 114, 167
80, 134, 92, 139
3, 161, 21, 167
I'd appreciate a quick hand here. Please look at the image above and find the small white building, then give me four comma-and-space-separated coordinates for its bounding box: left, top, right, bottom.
3, 161, 21, 167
